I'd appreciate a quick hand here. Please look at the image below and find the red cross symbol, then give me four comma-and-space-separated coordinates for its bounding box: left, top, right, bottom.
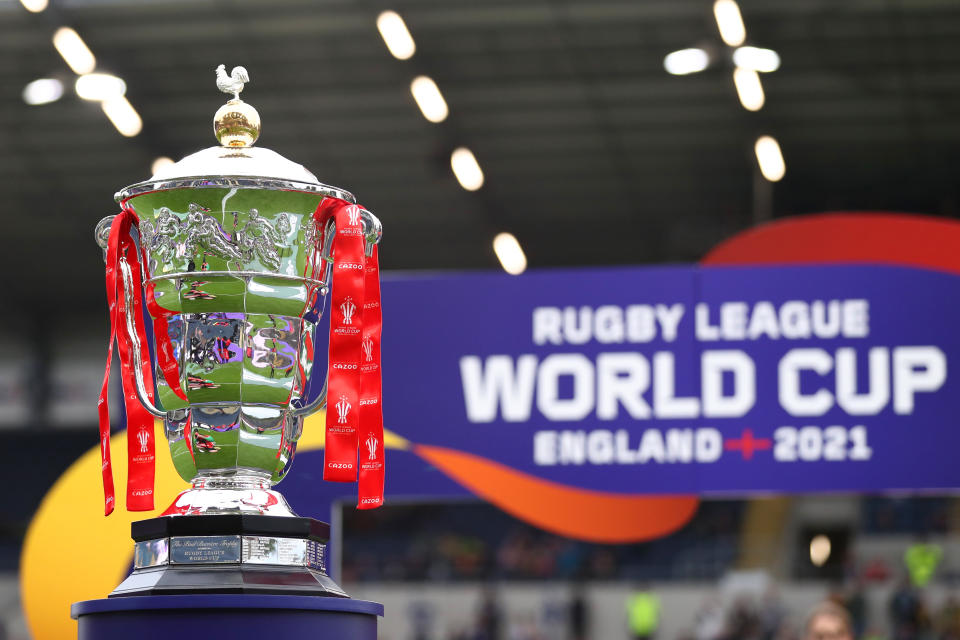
724, 428, 772, 460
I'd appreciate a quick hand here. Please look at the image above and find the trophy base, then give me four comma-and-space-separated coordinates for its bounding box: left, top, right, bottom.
72, 594, 382, 640
110, 514, 347, 598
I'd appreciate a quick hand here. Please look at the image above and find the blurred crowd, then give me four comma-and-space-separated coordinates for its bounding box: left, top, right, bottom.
343, 498, 960, 639
343, 498, 952, 585
883, 581, 960, 640
682, 579, 960, 640
398, 581, 960, 640
343, 501, 741, 583
673, 581, 951, 640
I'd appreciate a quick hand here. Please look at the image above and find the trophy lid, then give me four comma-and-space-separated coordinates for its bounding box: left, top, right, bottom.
115, 64, 355, 203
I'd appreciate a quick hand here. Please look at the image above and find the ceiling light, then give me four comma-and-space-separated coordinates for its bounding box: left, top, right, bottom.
101, 96, 142, 137
733, 46, 781, 72
755, 135, 785, 182
809, 534, 831, 567
376, 11, 416, 60
493, 232, 527, 275
663, 48, 710, 75
22, 78, 63, 105
410, 76, 449, 123
450, 147, 484, 191
733, 67, 764, 111
75, 73, 126, 101
713, 0, 746, 47
20, 0, 48, 12
151, 157, 175, 176
52, 27, 96, 75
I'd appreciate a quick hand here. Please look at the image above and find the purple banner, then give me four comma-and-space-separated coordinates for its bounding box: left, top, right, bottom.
282, 263, 958, 537
378, 264, 956, 494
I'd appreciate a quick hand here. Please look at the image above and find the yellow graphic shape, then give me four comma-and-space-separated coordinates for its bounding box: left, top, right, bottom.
21, 424, 186, 640
21, 412, 407, 640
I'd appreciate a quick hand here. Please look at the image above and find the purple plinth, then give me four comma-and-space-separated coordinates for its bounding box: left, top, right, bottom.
71, 594, 382, 640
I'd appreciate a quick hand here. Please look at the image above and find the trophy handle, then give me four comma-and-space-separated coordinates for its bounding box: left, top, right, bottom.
118, 255, 167, 419
360, 207, 383, 258
95, 215, 114, 262
289, 208, 381, 418
290, 374, 328, 417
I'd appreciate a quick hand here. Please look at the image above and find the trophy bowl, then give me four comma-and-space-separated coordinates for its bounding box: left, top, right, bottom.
92, 66, 382, 598
114, 183, 379, 517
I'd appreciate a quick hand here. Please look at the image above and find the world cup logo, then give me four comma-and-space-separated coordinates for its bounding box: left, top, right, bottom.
335, 394, 351, 424
362, 335, 374, 362
365, 433, 378, 461
137, 429, 149, 454
346, 205, 361, 227
340, 296, 356, 325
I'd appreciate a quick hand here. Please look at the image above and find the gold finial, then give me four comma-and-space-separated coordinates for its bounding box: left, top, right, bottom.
213, 64, 260, 147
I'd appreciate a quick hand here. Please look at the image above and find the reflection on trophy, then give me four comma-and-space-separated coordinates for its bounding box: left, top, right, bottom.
92, 65, 383, 597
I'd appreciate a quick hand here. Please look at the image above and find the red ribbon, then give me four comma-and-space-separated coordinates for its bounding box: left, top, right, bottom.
358, 244, 384, 508
144, 282, 188, 404
314, 198, 384, 509
98, 208, 158, 514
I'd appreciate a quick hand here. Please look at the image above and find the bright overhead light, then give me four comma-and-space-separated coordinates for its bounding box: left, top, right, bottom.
663, 48, 710, 75
20, 0, 48, 12
75, 73, 126, 101
52, 27, 96, 75
151, 156, 175, 176
410, 76, 449, 123
450, 147, 484, 191
810, 534, 831, 567
101, 96, 142, 137
733, 67, 765, 111
376, 11, 416, 60
713, 0, 746, 47
733, 46, 780, 73
493, 232, 527, 275
755, 135, 785, 182
22, 78, 63, 105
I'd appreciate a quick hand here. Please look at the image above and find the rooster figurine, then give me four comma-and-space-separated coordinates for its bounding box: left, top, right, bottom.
215, 64, 249, 101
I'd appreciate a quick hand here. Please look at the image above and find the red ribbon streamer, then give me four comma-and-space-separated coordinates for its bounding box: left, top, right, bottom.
358, 244, 384, 508
314, 197, 384, 508
98, 208, 158, 514
143, 284, 188, 404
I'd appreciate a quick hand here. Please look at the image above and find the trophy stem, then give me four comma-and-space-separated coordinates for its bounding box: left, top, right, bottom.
162, 473, 298, 517
192, 473, 273, 491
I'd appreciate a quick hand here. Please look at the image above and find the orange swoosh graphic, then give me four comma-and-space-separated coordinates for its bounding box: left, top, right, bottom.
413, 444, 700, 543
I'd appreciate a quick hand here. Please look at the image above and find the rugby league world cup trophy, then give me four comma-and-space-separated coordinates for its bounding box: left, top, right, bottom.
89, 66, 385, 606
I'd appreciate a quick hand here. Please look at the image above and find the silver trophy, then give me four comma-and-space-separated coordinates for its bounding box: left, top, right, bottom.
95, 66, 381, 597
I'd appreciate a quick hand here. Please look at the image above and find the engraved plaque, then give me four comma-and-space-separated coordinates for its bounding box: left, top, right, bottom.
170, 536, 241, 564
277, 538, 306, 566
242, 536, 306, 566
306, 541, 326, 573
134, 538, 170, 569
242, 536, 277, 564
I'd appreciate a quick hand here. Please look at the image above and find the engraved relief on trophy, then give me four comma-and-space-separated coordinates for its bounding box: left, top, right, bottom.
139, 203, 296, 274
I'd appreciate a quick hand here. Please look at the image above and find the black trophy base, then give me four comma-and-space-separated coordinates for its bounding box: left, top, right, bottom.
110, 514, 348, 598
